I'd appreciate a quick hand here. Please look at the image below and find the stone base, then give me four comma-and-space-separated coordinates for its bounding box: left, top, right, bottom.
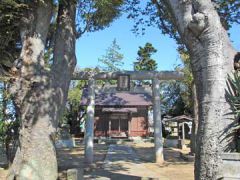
55, 138, 75, 148
67, 168, 83, 180
221, 153, 240, 179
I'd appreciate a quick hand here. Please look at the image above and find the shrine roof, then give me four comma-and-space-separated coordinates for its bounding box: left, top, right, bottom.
80, 88, 152, 106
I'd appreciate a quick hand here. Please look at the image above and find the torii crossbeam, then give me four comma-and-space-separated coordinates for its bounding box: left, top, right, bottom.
72, 70, 183, 80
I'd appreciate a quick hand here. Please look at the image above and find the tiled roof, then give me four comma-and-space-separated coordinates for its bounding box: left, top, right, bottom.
164, 115, 193, 122
80, 88, 152, 106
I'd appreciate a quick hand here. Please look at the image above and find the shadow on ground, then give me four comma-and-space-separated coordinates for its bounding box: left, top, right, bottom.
57, 143, 193, 180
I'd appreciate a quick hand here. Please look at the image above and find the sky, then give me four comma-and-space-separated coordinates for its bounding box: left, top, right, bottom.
76, 14, 240, 71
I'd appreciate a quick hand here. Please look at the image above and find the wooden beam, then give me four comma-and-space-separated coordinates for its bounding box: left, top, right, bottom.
72, 71, 183, 80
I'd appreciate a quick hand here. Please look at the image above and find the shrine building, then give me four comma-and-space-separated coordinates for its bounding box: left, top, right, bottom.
80, 88, 152, 138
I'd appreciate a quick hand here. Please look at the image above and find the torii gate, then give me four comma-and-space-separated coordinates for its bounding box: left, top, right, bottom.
72, 71, 183, 165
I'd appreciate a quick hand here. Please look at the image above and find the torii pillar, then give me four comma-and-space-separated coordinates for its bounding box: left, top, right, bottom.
152, 78, 164, 164
84, 78, 95, 165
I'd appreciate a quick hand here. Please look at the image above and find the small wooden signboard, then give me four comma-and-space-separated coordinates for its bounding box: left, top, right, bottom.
117, 74, 130, 91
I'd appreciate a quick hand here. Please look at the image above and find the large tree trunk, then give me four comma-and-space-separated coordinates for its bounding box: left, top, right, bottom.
7, 1, 55, 179
51, 0, 77, 123
164, 0, 237, 179
8, 0, 77, 179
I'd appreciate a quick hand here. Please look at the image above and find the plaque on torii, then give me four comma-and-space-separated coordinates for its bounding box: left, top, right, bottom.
117, 74, 130, 91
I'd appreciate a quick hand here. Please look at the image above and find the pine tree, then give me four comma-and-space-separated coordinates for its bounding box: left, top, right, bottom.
134, 42, 157, 71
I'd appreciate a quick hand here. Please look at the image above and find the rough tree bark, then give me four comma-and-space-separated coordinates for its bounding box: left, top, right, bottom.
163, 0, 237, 179
190, 82, 198, 154
51, 0, 77, 125
8, 0, 77, 179
8, 1, 55, 179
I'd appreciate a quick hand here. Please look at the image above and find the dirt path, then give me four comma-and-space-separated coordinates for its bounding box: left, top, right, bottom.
85, 143, 194, 180
85, 144, 168, 180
